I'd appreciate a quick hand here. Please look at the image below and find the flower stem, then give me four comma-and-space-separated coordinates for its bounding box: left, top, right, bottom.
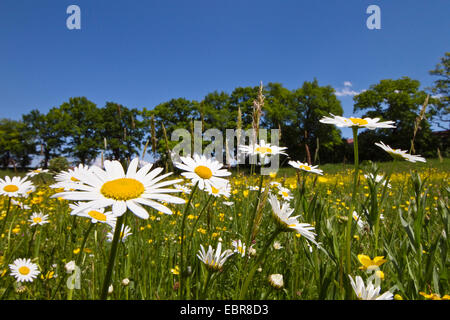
76, 222, 94, 266
200, 269, 212, 299
246, 174, 264, 246
179, 181, 198, 299
346, 127, 359, 276
239, 228, 281, 299
100, 213, 125, 300
374, 159, 396, 253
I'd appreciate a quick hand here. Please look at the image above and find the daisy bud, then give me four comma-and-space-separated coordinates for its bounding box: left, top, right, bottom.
108, 284, 114, 294
268, 274, 284, 289
121, 278, 130, 286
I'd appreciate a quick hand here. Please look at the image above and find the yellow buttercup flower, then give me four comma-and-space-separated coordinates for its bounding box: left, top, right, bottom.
358, 254, 387, 271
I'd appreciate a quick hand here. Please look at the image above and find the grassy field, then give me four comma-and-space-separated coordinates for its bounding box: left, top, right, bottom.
0, 157, 448, 300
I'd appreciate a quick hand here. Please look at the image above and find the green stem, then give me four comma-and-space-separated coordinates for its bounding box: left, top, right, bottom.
179, 181, 198, 299
239, 228, 281, 299
246, 174, 264, 246
345, 127, 359, 281
374, 159, 396, 253
76, 222, 94, 266
201, 269, 212, 299
100, 213, 125, 300
187, 193, 214, 257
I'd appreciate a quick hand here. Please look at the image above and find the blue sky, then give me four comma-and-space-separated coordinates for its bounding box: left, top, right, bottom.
0, 0, 449, 138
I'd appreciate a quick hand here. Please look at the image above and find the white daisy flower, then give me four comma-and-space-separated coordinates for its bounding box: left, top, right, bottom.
69, 203, 116, 225
223, 201, 234, 207
0, 176, 35, 198
175, 154, 231, 193
26, 168, 49, 178
9, 258, 40, 282
11, 199, 31, 210
50, 164, 92, 190
239, 140, 287, 159
273, 241, 283, 250
353, 211, 369, 230
269, 181, 282, 189
288, 160, 323, 175
319, 114, 396, 130
364, 173, 391, 188
174, 184, 191, 194
231, 239, 246, 257
106, 224, 132, 242
52, 158, 185, 219
29, 212, 50, 226
268, 195, 318, 246
197, 242, 234, 272
375, 141, 426, 163
268, 274, 284, 289
348, 275, 394, 300
278, 187, 293, 201
208, 182, 231, 198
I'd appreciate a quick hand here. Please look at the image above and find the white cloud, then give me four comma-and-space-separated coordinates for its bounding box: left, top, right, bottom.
334, 81, 365, 97
343, 81, 352, 87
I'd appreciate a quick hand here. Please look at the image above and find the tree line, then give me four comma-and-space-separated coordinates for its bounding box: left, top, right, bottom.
1, 53, 449, 169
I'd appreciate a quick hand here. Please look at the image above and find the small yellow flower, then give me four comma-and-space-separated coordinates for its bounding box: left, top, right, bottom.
358, 254, 387, 271
243, 190, 249, 198
170, 266, 180, 275
419, 291, 443, 300
73, 248, 80, 255
394, 294, 403, 300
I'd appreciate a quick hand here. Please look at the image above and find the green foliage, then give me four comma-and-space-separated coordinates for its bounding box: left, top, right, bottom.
60, 97, 102, 165
48, 156, 70, 173
0, 119, 36, 168
354, 77, 440, 160
99, 102, 145, 163
429, 52, 450, 129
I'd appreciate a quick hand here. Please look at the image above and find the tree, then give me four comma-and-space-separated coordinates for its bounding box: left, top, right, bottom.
143, 98, 199, 164
99, 103, 145, 162
429, 52, 450, 130
60, 97, 102, 165
262, 80, 343, 164
353, 77, 440, 159
0, 119, 36, 169
22, 108, 68, 168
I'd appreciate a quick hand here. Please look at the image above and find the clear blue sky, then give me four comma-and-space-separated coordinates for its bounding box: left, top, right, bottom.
0, 0, 449, 138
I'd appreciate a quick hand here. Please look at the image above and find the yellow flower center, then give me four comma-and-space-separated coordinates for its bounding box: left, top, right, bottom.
33, 217, 42, 223
194, 166, 213, 179
33, 170, 41, 173
255, 146, 273, 154
88, 210, 107, 221
70, 176, 80, 182
282, 192, 289, 197
299, 165, 311, 171
100, 178, 145, 201
18, 266, 30, 275
349, 118, 368, 126
3, 185, 19, 193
